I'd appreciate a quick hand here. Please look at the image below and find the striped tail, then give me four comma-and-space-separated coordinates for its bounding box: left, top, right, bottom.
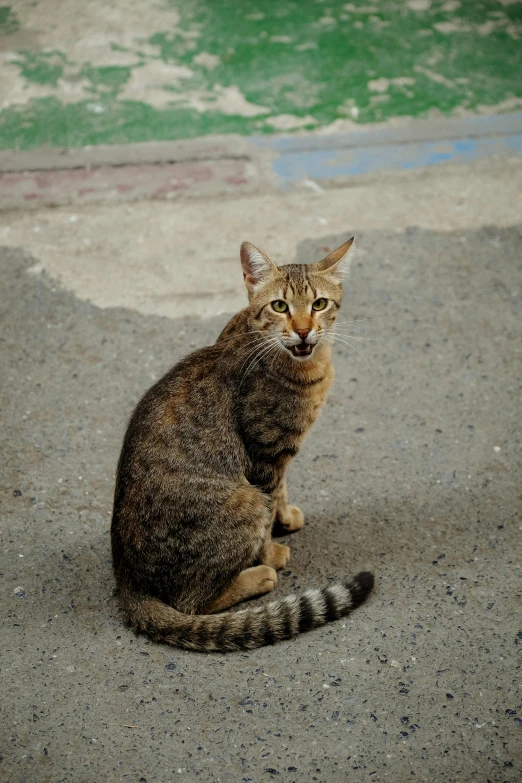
119, 572, 374, 652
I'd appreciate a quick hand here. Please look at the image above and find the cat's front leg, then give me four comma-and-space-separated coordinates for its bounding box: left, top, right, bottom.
272, 477, 305, 533
260, 540, 290, 571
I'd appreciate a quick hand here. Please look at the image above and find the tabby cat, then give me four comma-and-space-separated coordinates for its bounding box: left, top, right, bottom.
111, 237, 374, 651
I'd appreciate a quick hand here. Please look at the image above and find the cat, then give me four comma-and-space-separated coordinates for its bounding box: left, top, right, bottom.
111, 237, 374, 651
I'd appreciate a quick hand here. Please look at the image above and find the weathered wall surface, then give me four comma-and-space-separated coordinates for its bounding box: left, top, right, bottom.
1, 0, 521, 149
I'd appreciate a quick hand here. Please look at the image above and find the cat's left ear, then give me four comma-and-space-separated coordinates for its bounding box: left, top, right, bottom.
316, 237, 355, 283
240, 242, 278, 292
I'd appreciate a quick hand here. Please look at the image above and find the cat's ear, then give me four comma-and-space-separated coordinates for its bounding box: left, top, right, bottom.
240, 242, 278, 291
316, 237, 354, 283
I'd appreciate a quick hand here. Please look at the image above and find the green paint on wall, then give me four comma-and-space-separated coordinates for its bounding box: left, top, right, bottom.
0, 98, 254, 150
17, 51, 67, 87
0, 5, 19, 35
0, 0, 521, 150
79, 65, 133, 96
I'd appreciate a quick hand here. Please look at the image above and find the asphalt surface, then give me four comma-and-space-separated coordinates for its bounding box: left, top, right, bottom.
1, 225, 521, 782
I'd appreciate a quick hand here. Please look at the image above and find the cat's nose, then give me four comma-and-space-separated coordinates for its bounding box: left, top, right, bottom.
296, 328, 310, 341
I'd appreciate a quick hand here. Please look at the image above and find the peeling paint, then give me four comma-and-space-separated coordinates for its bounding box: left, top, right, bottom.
192, 52, 220, 70
343, 4, 379, 13
186, 85, 270, 118
266, 114, 318, 130
408, 0, 432, 10
118, 62, 194, 107
475, 96, 522, 114
368, 77, 416, 93
1, 54, 93, 107
414, 66, 456, 89
2, 0, 185, 57
434, 19, 473, 34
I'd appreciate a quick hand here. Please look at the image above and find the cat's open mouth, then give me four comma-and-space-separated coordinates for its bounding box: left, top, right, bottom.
288, 343, 314, 357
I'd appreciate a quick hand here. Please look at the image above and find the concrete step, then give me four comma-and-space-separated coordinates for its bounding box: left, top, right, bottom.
1, 113, 522, 210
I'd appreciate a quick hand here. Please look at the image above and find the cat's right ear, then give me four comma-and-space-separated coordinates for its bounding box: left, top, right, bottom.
240, 242, 278, 293
316, 237, 354, 283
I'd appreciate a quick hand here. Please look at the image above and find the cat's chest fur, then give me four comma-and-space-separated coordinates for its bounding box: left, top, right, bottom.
236, 364, 334, 492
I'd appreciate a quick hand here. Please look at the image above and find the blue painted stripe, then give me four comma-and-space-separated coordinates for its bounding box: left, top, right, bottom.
270, 133, 522, 183
251, 112, 522, 153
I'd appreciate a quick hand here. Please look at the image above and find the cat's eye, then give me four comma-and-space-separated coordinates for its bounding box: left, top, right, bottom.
312, 298, 328, 311
272, 300, 289, 313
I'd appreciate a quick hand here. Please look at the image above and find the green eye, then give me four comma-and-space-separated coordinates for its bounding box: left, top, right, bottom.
312, 298, 328, 311
272, 300, 289, 313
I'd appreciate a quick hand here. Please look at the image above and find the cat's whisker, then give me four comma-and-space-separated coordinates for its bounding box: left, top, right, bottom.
329, 341, 359, 363
222, 333, 269, 352
325, 328, 373, 367
244, 338, 282, 374
327, 331, 373, 342
237, 335, 279, 370
330, 334, 372, 370
240, 344, 278, 387
332, 325, 369, 334
336, 315, 388, 324
216, 329, 267, 345
207, 333, 269, 364
250, 337, 282, 368
267, 342, 284, 374
236, 344, 266, 373
240, 336, 278, 372
239, 337, 282, 382
331, 324, 372, 337
324, 330, 356, 353
245, 341, 282, 381
325, 333, 363, 363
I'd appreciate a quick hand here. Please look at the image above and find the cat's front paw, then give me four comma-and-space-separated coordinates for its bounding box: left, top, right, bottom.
270, 542, 290, 570
261, 542, 291, 570
279, 505, 304, 533
256, 565, 278, 593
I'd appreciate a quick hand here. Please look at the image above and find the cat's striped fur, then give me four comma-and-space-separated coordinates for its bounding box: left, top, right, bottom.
119, 573, 374, 652
111, 238, 374, 651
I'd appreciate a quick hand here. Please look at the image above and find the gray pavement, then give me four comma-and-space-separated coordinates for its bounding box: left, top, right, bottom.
1, 223, 521, 783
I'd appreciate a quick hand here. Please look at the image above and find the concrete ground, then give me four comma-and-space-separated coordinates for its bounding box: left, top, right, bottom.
2, 1, 521, 778
1, 154, 521, 781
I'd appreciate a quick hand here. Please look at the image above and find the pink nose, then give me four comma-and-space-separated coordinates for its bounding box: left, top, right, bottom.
296, 328, 310, 341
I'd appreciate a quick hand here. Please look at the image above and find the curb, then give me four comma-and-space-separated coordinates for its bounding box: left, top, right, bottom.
252, 112, 522, 182
1, 113, 521, 210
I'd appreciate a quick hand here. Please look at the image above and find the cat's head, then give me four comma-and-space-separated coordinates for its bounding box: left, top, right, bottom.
240, 238, 354, 360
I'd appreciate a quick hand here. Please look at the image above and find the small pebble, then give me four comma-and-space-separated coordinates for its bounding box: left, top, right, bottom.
14, 586, 25, 597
